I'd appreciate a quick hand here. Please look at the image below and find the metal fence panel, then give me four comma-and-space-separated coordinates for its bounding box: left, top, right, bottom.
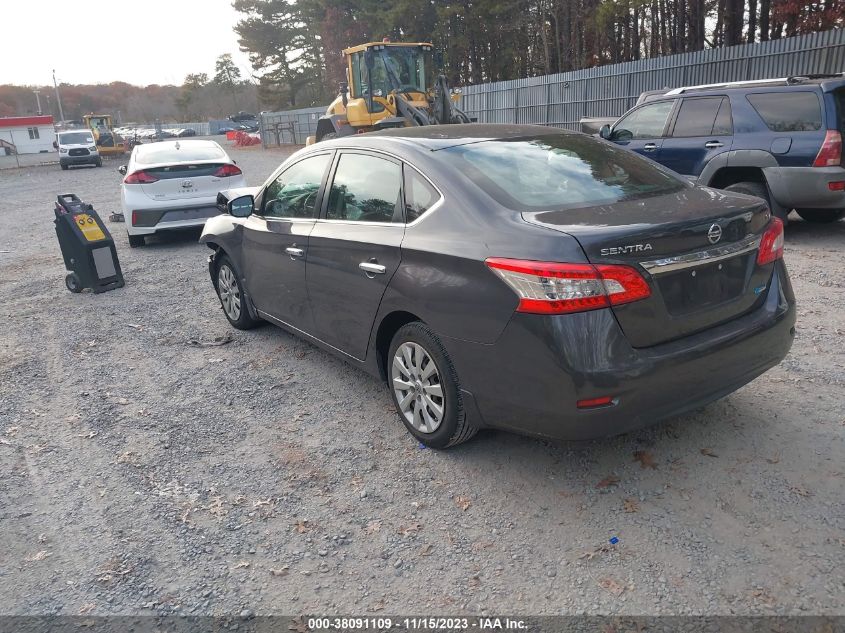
459, 29, 845, 130
260, 29, 845, 141
259, 107, 326, 146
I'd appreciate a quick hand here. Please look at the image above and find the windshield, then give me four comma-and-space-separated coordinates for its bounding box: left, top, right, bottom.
59, 132, 94, 145
439, 135, 686, 211
355, 46, 432, 97
135, 143, 225, 165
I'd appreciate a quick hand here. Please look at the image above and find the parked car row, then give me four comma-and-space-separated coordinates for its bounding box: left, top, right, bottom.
113, 127, 198, 140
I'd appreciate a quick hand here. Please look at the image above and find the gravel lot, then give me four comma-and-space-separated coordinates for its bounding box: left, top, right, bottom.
1, 142, 843, 618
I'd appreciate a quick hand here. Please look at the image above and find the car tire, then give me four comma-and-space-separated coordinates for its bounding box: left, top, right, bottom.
214, 254, 261, 330
60, 164, 68, 171
796, 208, 844, 223
723, 181, 788, 224
95, 159, 103, 167
127, 234, 145, 248
387, 322, 478, 448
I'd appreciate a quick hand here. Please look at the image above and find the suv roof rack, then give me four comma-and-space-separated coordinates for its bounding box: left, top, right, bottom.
664, 72, 845, 95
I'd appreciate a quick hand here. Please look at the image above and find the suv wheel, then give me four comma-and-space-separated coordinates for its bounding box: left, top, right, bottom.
215, 255, 261, 330
723, 181, 788, 224
796, 209, 844, 223
388, 322, 478, 448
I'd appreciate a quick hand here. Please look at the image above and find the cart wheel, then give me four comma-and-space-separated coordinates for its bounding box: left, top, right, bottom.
65, 273, 82, 293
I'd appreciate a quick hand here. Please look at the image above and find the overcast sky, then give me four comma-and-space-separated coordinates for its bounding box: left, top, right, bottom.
2, 0, 255, 86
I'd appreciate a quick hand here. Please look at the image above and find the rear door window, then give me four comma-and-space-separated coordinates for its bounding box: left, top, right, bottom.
325, 153, 403, 223
611, 100, 675, 141
746, 92, 822, 131
403, 167, 440, 222
712, 98, 733, 135
671, 97, 725, 137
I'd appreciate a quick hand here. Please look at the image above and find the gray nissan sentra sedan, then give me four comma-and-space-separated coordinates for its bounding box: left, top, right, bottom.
201, 124, 796, 448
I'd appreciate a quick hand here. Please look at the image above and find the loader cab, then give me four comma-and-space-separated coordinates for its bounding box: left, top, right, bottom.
345, 43, 434, 122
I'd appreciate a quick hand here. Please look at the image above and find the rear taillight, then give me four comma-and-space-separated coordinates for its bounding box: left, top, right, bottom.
813, 130, 842, 167
577, 395, 617, 409
124, 170, 158, 184
131, 210, 138, 226
757, 217, 784, 266
214, 164, 242, 177
485, 258, 651, 315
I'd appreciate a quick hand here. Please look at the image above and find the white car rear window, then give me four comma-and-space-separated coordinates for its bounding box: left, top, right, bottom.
136, 143, 225, 165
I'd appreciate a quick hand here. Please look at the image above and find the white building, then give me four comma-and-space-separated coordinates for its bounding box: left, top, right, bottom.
0, 116, 55, 155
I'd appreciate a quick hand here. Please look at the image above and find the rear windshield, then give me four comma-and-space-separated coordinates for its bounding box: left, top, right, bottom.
438, 134, 686, 211
136, 143, 225, 164
59, 132, 94, 145
746, 92, 822, 132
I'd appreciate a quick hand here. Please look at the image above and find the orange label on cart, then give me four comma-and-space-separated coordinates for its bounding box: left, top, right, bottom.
74, 214, 106, 242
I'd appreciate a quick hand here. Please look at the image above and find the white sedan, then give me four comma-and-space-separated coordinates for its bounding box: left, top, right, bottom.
119, 140, 246, 247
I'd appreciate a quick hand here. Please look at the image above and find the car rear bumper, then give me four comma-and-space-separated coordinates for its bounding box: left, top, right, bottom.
445, 260, 796, 441
764, 165, 845, 209
127, 205, 221, 235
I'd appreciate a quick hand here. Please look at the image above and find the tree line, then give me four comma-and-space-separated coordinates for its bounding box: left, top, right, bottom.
0, 54, 259, 123
233, 0, 844, 109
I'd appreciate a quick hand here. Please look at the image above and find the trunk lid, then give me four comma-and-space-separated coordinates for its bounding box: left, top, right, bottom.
524, 186, 773, 347
139, 163, 229, 202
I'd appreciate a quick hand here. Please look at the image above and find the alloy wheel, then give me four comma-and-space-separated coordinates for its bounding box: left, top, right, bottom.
391, 342, 445, 434
217, 264, 241, 321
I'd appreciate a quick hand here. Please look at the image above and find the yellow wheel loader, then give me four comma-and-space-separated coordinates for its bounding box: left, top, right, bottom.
309, 41, 472, 144
82, 114, 126, 157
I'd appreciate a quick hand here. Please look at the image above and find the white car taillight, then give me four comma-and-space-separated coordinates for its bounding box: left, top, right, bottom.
485, 258, 651, 315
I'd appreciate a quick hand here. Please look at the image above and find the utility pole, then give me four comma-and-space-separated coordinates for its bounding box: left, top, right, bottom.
52, 69, 65, 124
32, 90, 42, 115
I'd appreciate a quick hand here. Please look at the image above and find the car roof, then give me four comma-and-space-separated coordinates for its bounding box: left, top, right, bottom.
327, 123, 576, 151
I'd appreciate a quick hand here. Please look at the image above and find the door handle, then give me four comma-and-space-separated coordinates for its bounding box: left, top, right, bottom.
705, 141, 724, 149
359, 261, 386, 276
642, 143, 657, 152
285, 247, 304, 259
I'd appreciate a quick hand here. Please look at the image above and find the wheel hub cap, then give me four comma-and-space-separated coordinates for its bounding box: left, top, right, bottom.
391, 342, 445, 434
218, 265, 241, 321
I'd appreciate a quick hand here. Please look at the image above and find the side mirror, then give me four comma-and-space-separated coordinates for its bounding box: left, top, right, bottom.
599, 124, 611, 140
117, 165, 127, 176
339, 81, 349, 107
53, 141, 58, 149
228, 195, 254, 218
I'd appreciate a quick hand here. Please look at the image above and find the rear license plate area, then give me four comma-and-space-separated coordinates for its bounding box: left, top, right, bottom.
658, 255, 748, 316
160, 207, 219, 223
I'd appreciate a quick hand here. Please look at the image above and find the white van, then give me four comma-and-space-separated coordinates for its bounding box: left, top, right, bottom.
55, 130, 102, 170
